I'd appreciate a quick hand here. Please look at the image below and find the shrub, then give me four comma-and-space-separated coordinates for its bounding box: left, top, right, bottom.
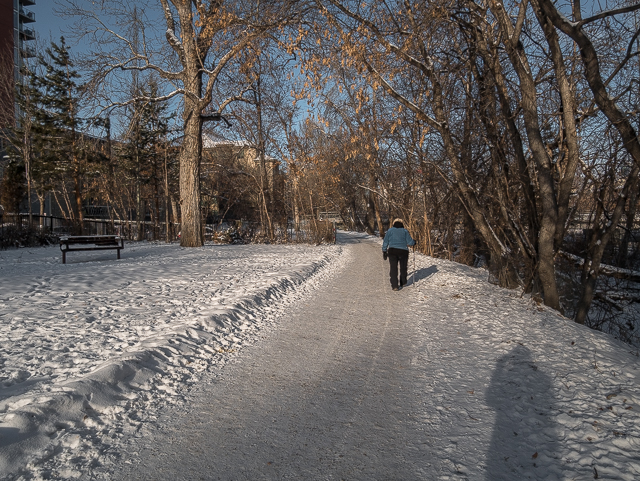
0, 224, 59, 250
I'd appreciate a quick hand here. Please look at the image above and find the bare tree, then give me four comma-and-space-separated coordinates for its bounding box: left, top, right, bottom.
311, 0, 525, 286
64, 0, 305, 246
536, 0, 640, 323
0, 44, 37, 225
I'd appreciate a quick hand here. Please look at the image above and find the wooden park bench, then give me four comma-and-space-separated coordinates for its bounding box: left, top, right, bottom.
59, 235, 124, 264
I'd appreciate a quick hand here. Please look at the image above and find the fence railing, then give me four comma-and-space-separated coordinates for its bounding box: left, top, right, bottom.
0, 214, 337, 246
0, 214, 180, 241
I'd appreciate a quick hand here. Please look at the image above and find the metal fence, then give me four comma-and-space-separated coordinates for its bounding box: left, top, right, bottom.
0, 214, 336, 246
0, 213, 179, 243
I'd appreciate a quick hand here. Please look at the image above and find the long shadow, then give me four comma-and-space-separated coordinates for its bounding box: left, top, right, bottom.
485, 345, 559, 480
410, 265, 438, 285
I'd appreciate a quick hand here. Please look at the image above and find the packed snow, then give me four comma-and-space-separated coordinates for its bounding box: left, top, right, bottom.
1, 232, 640, 480
0, 241, 345, 479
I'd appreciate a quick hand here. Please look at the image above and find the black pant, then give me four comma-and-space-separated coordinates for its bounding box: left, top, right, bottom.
388, 248, 409, 288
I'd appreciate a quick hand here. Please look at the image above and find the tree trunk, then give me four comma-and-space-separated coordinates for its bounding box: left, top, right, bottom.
154, 167, 160, 241
61, 183, 74, 220
458, 208, 475, 266
292, 168, 300, 232
364, 189, 376, 235
72, 122, 84, 234
370, 175, 384, 237
164, 149, 172, 243
37, 191, 45, 227
532, 0, 581, 250
24, 129, 33, 227
617, 188, 639, 268
255, 78, 273, 240
136, 159, 143, 241
171, 195, 179, 224
179, 105, 203, 247
488, 0, 561, 308
53, 190, 66, 220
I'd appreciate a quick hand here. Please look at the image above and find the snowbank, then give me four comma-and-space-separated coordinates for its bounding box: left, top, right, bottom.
405, 254, 640, 479
3, 233, 640, 480
0, 241, 345, 479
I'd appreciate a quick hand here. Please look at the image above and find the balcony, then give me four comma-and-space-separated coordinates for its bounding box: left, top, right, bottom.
19, 25, 36, 41
19, 8, 35, 23
20, 0, 36, 6
20, 44, 36, 58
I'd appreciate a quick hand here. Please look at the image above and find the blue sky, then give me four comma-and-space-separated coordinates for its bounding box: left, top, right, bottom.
30, 0, 606, 47
31, 1, 69, 45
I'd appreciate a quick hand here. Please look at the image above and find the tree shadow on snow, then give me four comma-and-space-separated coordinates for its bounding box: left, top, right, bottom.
484, 345, 560, 480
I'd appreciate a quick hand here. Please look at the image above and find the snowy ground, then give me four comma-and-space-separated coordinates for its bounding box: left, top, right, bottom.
2, 233, 640, 480
0, 241, 345, 479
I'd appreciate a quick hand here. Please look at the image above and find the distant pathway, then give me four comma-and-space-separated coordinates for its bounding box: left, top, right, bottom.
100, 233, 437, 480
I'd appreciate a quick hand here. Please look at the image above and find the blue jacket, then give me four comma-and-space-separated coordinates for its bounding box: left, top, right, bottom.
382, 227, 416, 252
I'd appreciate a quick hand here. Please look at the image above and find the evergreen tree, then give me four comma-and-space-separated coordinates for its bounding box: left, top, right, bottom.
34, 37, 85, 228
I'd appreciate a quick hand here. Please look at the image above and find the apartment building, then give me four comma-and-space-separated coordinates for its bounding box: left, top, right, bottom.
0, 0, 36, 128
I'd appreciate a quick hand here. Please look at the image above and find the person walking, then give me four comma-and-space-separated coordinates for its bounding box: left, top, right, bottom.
382, 218, 416, 291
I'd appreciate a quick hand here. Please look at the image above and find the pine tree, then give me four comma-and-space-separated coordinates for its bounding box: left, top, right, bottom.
34, 37, 85, 229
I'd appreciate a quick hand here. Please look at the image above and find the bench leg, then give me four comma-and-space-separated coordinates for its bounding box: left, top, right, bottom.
117, 248, 121, 260
62, 251, 66, 264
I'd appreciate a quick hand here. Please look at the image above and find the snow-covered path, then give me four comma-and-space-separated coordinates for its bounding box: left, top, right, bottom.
91, 233, 434, 480
0, 241, 344, 479
84, 233, 640, 481
2, 232, 640, 480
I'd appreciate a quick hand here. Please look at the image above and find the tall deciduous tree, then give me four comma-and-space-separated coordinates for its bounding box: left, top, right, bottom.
67, 0, 305, 246
536, 0, 640, 323
3, 63, 37, 223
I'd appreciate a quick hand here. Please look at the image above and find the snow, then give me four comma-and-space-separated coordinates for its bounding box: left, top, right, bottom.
2, 232, 640, 480
410, 257, 640, 479
0, 241, 345, 479
202, 133, 252, 149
